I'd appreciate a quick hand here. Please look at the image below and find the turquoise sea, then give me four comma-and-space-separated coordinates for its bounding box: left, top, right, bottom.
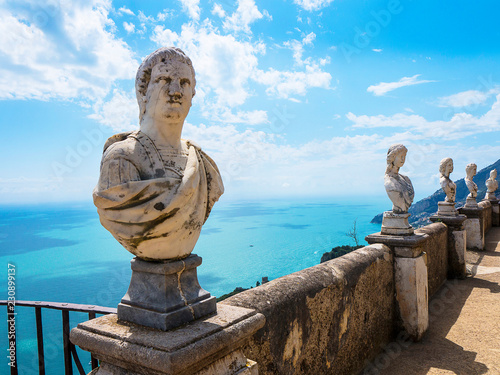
0, 198, 387, 374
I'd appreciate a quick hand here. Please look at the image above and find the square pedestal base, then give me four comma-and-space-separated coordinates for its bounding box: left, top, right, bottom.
464, 196, 478, 208
70, 304, 265, 375
458, 206, 485, 251
436, 201, 458, 217
118, 255, 216, 331
430, 214, 467, 279
381, 211, 414, 236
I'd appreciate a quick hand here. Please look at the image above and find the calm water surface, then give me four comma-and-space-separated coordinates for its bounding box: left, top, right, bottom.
0, 197, 387, 374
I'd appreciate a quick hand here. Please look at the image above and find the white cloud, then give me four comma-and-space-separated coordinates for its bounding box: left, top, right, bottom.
438, 89, 499, 108
372, 48, 383, 53
118, 6, 134, 16
347, 93, 500, 141
294, 0, 334, 11
178, 0, 201, 21
211, 3, 226, 18
149, 13, 331, 123
157, 10, 173, 21
152, 23, 264, 108
215, 109, 269, 125
302, 32, 316, 45
223, 0, 265, 33
123, 21, 135, 33
138, 10, 155, 23
367, 74, 435, 96
0, 1, 137, 102
284, 32, 316, 65
256, 63, 332, 99
88, 90, 139, 131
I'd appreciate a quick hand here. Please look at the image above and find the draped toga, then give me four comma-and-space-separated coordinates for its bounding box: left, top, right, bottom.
93, 131, 224, 260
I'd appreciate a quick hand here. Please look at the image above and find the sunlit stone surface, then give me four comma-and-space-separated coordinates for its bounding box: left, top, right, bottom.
465, 163, 478, 208
486, 169, 498, 201
382, 144, 415, 235
437, 157, 458, 216
93, 47, 224, 261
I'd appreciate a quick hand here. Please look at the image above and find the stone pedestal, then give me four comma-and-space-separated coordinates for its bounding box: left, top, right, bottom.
488, 197, 499, 227
70, 304, 265, 375
118, 255, 216, 331
436, 201, 458, 217
429, 214, 467, 279
381, 211, 414, 236
365, 233, 428, 341
459, 206, 485, 251
464, 196, 478, 208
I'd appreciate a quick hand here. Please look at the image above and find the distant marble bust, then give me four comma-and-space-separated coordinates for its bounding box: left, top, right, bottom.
384, 144, 415, 214
465, 163, 478, 199
93, 47, 224, 260
439, 157, 456, 203
486, 169, 498, 200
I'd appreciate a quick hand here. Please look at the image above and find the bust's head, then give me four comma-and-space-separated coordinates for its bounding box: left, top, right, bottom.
491, 169, 497, 179
386, 144, 408, 170
439, 157, 453, 177
465, 163, 477, 178
136, 47, 196, 124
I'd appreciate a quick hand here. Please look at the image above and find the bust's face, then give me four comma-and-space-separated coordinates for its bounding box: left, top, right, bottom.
467, 165, 477, 177
144, 60, 194, 123
445, 161, 453, 176
394, 151, 406, 168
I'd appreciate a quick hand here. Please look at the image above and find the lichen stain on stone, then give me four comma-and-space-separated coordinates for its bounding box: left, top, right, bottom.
338, 304, 351, 345
282, 319, 302, 367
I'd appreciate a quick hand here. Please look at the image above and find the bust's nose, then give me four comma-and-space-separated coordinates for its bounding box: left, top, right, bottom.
168, 80, 182, 97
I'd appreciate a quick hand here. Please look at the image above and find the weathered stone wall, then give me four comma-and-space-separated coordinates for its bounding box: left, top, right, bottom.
479, 200, 492, 233
222, 244, 395, 375
415, 223, 448, 297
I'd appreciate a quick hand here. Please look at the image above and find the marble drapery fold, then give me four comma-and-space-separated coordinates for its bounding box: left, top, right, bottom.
93, 131, 224, 260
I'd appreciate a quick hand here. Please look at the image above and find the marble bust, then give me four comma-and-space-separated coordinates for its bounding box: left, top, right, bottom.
384, 144, 415, 214
439, 157, 456, 203
93, 47, 224, 260
465, 163, 478, 198
464, 163, 478, 208
381, 144, 415, 235
436, 157, 458, 216
486, 169, 498, 200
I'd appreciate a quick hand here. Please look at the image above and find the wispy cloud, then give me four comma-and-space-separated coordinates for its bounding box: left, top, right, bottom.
372, 48, 383, 53
118, 6, 135, 16
0, 1, 137, 102
123, 21, 135, 33
367, 74, 435, 96
178, 0, 201, 21
347, 94, 500, 141
294, 0, 334, 11
223, 0, 267, 34
438, 88, 499, 108
152, 19, 332, 112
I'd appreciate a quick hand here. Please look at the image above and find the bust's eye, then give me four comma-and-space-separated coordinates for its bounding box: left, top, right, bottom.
156, 77, 171, 84
181, 78, 190, 86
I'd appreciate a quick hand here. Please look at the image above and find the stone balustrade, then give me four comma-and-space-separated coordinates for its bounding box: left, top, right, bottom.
72, 188, 498, 375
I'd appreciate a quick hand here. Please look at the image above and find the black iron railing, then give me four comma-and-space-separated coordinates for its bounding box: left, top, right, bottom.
0, 300, 116, 375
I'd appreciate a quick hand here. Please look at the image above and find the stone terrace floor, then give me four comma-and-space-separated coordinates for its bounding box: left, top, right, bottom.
378, 227, 500, 375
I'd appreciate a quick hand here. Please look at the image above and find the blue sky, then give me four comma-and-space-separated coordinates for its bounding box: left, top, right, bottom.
1, 0, 500, 204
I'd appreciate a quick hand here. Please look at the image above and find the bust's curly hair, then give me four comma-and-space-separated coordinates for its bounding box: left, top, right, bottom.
386, 144, 407, 164
439, 157, 453, 175
135, 47, 196, 121
385, 144, 408, 174
465, 163, 477, 177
